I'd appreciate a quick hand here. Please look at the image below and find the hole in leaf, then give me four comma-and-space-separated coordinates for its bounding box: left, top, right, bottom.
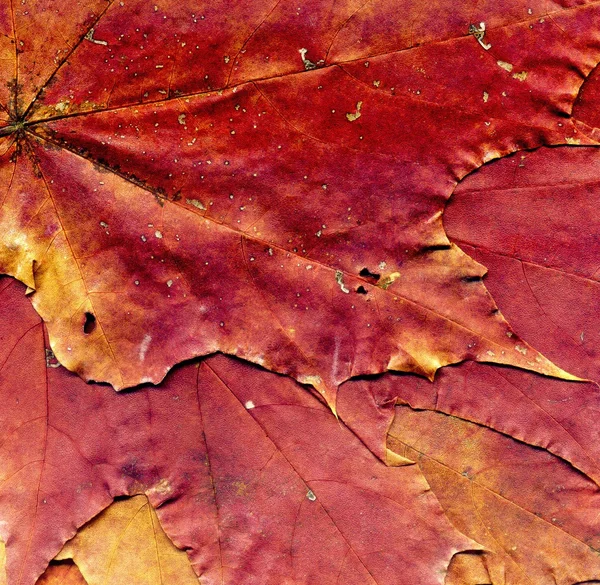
462, 275, 482, 283
359, 267, 380, 282
356, 285, 368, 295
83, 312, 97, 335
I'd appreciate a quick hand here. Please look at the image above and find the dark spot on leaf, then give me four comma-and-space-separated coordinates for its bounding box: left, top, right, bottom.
83, 312, 96, 334
461, 275, 482, 283
422, 244, 452, 253
359, 267, 380, 282
121, 460, 145, 481
356, 285, 368, 294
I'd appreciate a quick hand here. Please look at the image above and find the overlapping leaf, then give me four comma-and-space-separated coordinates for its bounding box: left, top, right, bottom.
574, 60, 600, 138
0, 552, 87, 585
333, 119, 600, 581
338, 369, 600, 582
0, 277, 475, 585
1, 0, 599, 405
35, 563, 87, 585
340, 362, 600, 486
388, 406, 600, 584
445, 143, 600, 383
340, 139, 600, 486
433, 140, 600, 487
2, 2, 600, 584
55, 496, 198, 585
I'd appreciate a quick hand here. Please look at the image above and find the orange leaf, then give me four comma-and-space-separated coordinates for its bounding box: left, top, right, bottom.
35, 563, 87, 585
389, 405, 600, 584
55, 496, 198, 585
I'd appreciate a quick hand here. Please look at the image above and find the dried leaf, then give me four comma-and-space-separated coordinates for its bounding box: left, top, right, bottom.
1, 1, 599, 404
0, 277, 475, 585
574, 61, 600, 139
354, 137, 600, 492
55, 497, 198, 585
446, 144, 600, 382
0, 550, 85, 585
0, 541, 6, 585
337, 329, 600, 582
35, 563, 87, 585
444, 552, 492, 585
388, 405, 600, 585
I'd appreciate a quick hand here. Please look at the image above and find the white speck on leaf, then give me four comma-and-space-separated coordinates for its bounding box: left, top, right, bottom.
497, 60, 513, 72
139, 334, 152, 361
85, 28, 108, 46
335, 271, 350, 294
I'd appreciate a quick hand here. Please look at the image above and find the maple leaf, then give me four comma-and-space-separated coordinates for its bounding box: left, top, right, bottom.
388, 403, 600, 584
340, 360, 600, 495
336, 370, 600, 581
1, 543, 87, 585
445, 143, 600, 383
54, 496, 198, 585
332, 127, 600, 582
1, 1, 598, 407
445, 553, 495, 585
0, 277, 476, 585
573, 60, 600, 139
0, 541, 5, 585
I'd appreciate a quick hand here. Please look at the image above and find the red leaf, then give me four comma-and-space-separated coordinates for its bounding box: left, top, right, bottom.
0, 277, 475, 585
342, 141, 600, 486
1, 1, 599, 404
446, 144, 600, 382
574, 61, 600, 138
345, 362, 600, 485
